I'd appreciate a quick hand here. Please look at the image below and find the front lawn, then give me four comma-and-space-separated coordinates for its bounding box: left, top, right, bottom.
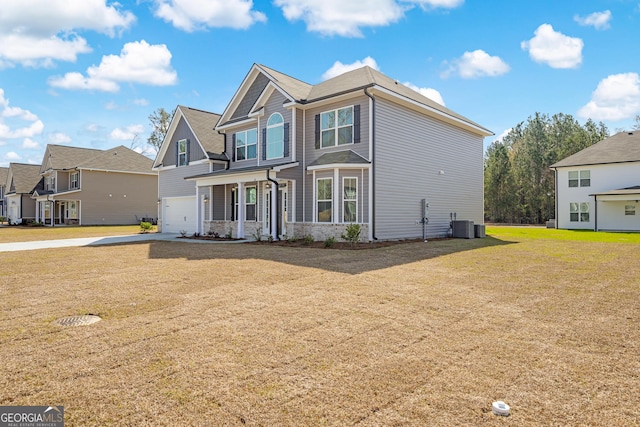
0, 227, 638, 425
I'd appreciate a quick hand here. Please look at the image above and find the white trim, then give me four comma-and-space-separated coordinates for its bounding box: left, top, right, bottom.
307, 163, 370, 172
333, 169, 339, 223
266, 112, 285, 160
233, 128, 258, 162
272, 162, 299, 172
318, 105, 354, 149
215, 117, 258, 131
291, 106, 297, 162
77, 168, 157, 176
291, 179, 297, 223
153, 106, 211, 169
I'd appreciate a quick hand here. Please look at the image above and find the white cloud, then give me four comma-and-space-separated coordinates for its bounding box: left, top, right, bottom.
275, 0, 462, 37
105, 101, 119, 110
48, 40, 178, 92
442, 49, 510, 79
110, 124, 144, 141
6, 151, 21, 160
0, 0, 135, 67
322, 57, 380, 80
153, 0, 266, 31
0, 89, 45, 139
133, 98, 149, 106
22, 138, 40, 149
578, 73, 640, 121
48, 132, 72, 144
403, 82, 445, 106
86, 124, 101, 132
521, 24, 583, 69
575, 10, 611, 30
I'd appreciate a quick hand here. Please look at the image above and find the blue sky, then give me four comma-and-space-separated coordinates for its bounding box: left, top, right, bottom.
1, 0, 639, 167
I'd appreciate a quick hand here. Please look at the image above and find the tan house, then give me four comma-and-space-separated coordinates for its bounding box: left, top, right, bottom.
0, 166, 8, 218
5, 163, 44, 224
32, 144, 158, 226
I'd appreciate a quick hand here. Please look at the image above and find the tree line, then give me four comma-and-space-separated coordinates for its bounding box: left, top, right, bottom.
484, 113, 612, 224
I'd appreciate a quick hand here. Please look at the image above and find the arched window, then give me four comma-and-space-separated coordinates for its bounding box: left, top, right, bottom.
266, 113, 284, 160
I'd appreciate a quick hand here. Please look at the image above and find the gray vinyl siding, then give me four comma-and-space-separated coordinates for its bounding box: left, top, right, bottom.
303, 168, 369, 224
231, 74, 269, 121
160, 117, 206, 166
76, 171, 158, 225
212, 185, 226, 220
277, 167, 302, 222
158, 163, 208, 198
304, 95, 370, 166
374, 98, 484, 239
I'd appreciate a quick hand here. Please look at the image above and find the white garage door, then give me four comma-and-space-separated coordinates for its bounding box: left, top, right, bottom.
162, 196, 197, 234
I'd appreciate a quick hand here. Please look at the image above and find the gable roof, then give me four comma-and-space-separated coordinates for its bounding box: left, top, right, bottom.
0, 167, 8, 188
308, 150, 371, 168
218, 64, 492, 136
551, 131, 640, 168
7, 163, 43, 194
41, 144, 154, 174
153, 105, 225, 168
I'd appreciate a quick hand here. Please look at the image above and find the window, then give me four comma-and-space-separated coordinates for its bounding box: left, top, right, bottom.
321, 106, 353, 148
317, 178, 332, 222
233, 186, 257, 221
178, 139, 188, 166
45, 175, 55, 191
70, 172, 79, 189
66, 201, 77, 219
343, 177, 357, 222
266, 113, 284, 159
569, 170, 590, 187
235, 129, 257, 161
625, 205, 636, 216
570, 202, 589, 222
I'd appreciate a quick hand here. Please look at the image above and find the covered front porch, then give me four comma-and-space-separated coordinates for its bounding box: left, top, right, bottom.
189, 164, 297, 240
33, 196, 80, 226
592, 186, 640, 232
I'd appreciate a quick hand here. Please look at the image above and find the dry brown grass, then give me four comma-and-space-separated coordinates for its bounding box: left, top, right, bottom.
0, 231, 638, 426
0, 225, 143, 243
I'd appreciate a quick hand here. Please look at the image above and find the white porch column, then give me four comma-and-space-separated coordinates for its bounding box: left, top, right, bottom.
35, 201, 40, 222
333, 168, 339, 224
271, 183, 277, 240
237, 182, 245, 238
196, 186, 203, 235
51, 200, 55, 226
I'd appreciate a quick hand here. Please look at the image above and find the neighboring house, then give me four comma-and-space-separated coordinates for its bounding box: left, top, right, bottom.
5, 163, 44, 224
551, 131, 640, 232
153, 106, 226, 233
159, 64, 492, 240
31, 144, 158, 226
0, 167, 8, 218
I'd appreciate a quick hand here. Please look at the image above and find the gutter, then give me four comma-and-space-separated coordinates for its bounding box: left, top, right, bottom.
364, 87, 377, 240
217, 131, 230, 170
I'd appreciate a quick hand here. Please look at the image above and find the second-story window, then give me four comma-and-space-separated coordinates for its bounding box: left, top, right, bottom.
321, 106, 353, 148
177, 139, 188, 166
568, 170, 590, 187
235, 129, 257, 161
70, 172, 79, 189
266, 113, 284, 160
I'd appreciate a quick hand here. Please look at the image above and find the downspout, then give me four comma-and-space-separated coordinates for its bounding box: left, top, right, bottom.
364, 87, 377, 240
266, 168, 279, 240
594, 194, 598, 232
217, 131, 230, 170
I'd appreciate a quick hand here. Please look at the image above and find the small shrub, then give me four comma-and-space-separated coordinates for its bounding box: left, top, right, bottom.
139, 221, 154, 233
225, 228, 233, 239
324, 236, 336, 248
302, 235, 315, 246
0, 216, 5, 223
288, 235, 298, 243
179, 230, 188, 237
252, 227, 262, 242
192, 232, 201, 238
341, 223, 362, 246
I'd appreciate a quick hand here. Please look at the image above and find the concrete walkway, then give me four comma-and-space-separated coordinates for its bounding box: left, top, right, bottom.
0, 233, 182, 253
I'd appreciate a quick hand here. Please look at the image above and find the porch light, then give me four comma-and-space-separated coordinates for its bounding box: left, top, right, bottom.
157, 198, 161, 204
203, 195, 209, 203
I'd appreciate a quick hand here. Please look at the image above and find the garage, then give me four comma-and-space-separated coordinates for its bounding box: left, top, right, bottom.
162, 196, 197, 234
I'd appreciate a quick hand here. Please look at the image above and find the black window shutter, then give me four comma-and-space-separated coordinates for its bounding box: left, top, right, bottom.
231, 134, 236, 162
186, 139, 191, 164
353, 105, 361, 143
283, 123, 290, 157
175, 140, 179, 166
314, 114, 320, 149
262, 128, 267, 160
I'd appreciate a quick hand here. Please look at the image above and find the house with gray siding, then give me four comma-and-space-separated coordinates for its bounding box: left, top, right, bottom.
153, 106, 226, 233
0, 167, 8, 218
164, 64, 492, 240
5, 163, 43, 224
31, 144, 157, 226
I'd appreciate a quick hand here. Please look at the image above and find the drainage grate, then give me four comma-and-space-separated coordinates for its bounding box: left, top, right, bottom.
53, 314, 102, 327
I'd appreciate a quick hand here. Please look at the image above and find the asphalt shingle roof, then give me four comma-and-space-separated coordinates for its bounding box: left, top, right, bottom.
41, 145, 154, 174
8, 163, 43, 194
551, 131, 640, 168
308, 150, 370, 167
0, 167, 8, 189
178, 106, 225, 156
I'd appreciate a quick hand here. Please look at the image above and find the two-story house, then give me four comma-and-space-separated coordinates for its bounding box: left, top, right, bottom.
153, 106, 226, 233
157, 64, 492, 241
5, 163, 43, 224
32, 144, 158, 226
551, 131, 640, 232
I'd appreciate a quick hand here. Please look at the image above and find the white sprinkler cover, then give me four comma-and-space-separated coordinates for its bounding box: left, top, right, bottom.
492, 401, 510, 416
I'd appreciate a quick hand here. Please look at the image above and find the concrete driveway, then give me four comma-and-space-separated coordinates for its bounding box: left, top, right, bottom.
0, 233, 180, 252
